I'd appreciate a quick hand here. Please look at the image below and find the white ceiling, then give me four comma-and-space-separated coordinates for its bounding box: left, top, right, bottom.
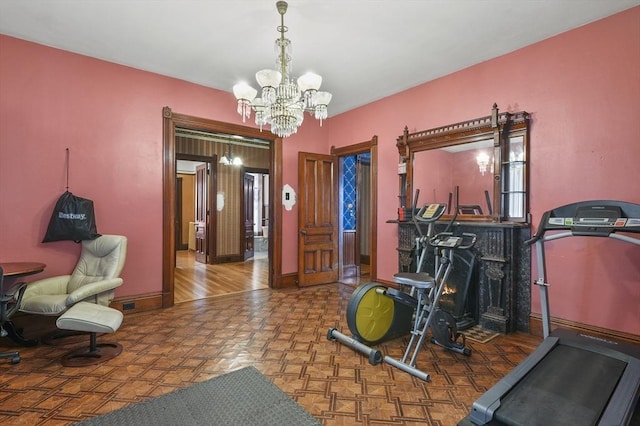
1, 0, 638, 116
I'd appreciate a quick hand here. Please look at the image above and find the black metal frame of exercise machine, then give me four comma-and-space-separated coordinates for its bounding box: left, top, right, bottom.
459, 200, 640, 426
328, 201, 476, 381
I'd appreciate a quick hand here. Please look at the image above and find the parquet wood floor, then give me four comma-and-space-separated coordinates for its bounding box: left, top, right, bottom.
1, 264, 542, 425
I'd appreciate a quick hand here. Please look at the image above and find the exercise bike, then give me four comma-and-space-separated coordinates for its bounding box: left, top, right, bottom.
328, 201, 476, 381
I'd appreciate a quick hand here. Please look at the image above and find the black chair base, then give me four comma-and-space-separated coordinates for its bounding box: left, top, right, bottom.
3, 320, 39, 347
60, 332, 122, 367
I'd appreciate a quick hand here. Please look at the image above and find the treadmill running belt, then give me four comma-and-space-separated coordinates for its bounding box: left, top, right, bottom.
495, 344, 627, 426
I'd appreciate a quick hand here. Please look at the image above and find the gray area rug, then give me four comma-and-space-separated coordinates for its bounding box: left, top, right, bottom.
76, 366, 321, 426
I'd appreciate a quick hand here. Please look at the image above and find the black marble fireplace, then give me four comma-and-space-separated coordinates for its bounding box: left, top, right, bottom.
419, 249, 477, 330
393, 220, 531, 334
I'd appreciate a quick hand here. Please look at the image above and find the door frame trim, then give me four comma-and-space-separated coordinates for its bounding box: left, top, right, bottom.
162, 107, 283, 308
331, 136, 378, 281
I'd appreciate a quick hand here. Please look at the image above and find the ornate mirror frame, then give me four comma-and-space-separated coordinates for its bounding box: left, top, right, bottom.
396, 103, 530, 223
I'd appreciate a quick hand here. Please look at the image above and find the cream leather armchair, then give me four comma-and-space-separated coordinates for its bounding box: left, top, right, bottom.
20, 235, 127, 317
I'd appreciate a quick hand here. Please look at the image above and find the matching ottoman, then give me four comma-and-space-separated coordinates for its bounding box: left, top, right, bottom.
56, 301, 123, 367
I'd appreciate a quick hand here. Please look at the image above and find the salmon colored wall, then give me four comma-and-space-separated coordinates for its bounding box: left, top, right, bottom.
1, 7, 638, 335
328, 7, 640, 335
0, 35, 321, 296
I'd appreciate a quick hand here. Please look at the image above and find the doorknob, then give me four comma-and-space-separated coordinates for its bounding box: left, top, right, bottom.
300, 230, 307, 235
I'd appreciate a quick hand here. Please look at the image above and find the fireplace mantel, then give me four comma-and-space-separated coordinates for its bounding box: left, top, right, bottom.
390, 220, 531, 334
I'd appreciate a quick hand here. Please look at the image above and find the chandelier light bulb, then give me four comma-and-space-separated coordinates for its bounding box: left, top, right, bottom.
232, 82, 258, 123
297, 72, 322, 92
220, 143, 242, 166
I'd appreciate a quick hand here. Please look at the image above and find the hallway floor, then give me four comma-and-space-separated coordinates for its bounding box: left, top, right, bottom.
174, 250, 269, 303
1, 284, 541, 425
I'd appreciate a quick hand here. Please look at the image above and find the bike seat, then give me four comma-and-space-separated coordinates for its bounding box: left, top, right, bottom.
393, 272, 435, 289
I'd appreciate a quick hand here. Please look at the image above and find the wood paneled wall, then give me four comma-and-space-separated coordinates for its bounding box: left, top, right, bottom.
176, 136, 269, 169
342, 230, 357, 277
216, 165, 242, 256
176, 135, 269, 259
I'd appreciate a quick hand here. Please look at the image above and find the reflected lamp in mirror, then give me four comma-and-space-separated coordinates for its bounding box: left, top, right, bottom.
476, 152, 492, 176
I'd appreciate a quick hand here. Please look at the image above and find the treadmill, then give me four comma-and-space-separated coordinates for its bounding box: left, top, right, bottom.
459, 200, 640, 426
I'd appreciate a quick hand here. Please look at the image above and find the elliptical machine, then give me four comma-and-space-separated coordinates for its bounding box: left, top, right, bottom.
328, 196, 476, 381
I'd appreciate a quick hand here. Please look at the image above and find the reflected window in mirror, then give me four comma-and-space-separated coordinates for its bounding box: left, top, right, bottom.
503, 134, 527, 220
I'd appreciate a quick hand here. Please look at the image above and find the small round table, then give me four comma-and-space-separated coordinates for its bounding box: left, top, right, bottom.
1, 261, 46, 348
1, 262, 46, 278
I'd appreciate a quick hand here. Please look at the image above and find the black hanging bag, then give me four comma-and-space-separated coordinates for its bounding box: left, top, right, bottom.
42, 191, 100, 243
42, 149, 100, 243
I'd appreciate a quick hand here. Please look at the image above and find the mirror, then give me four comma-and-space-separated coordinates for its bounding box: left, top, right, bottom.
412, 139, 495, 216
397, 104, 530, 222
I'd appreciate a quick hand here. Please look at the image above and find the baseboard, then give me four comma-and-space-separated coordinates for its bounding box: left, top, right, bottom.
374, 278, 398, 288
276, 272, 298, 289
529, 313, 640, 346
213, 254, 245, 263
111, 293, 163, 314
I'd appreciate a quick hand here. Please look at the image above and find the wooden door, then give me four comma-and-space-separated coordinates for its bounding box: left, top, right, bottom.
243, 173, 255, 260
195, 163, 208, 264
298, 152, 338, 287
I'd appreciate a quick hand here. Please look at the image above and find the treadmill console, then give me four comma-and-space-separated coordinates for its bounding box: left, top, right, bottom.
539, 201, 640, 237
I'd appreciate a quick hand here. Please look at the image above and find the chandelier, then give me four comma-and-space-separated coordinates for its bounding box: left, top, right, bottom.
219, 143, 242, 166
232, 1, 332, 138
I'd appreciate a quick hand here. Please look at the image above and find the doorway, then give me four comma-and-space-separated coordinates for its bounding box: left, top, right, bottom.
162, 107, 283, 308
332, 136, 378, 285
175, 157, 214, 264
172, 135, 272, 303
246, 169, 270, 262
339, 153, 372, 283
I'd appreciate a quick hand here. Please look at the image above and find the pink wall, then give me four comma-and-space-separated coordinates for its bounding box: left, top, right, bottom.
1, 7, 638, 335
0, 35, 323, 295
328, 7, 640, 335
